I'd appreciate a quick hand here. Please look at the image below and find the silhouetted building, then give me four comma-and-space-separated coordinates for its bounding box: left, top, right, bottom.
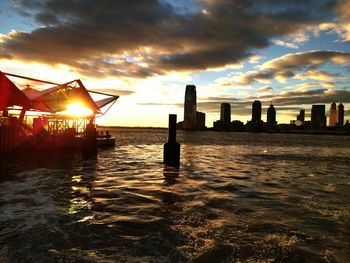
297, 109, 305, 123
213, 119, 244, 132
247, 100, 263, 132
183, 85, 197, 130
267, 104, 276, 127
176, 121, 184, 129
328, 102, 337, 126
231, 121, 244, 131
245, 120, 263, 132
279, 124, 290, 133
311, 105, 326, 128
213, 102, 237, 131
220, 103, 231, 123
252, 100, 261, 123
303, 121, 311, 128
196, 111, 206, 129
213, 120, 231, 131
337, 103, 344, 127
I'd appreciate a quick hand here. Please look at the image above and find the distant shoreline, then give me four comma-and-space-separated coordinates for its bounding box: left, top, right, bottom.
97, 125, 350, 136
97, 125, 167, 130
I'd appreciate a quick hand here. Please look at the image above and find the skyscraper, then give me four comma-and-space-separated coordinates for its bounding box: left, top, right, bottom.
328, 102, 337, 126
252, 100, 261, 123
267, 103, 276, 127
297, 109, 305, 123
196, 111, 206, 129
337, 103, 344, 127
220, 103, 231, 123
311, 105, 326, 128
183, 85, 197, 130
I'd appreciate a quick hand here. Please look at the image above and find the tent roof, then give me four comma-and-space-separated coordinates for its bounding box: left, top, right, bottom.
22, 87, 41, 100
25, 79, 101, 113
1, 72, 119, 115
0, 72, 31, 110
95, 96, 119, 109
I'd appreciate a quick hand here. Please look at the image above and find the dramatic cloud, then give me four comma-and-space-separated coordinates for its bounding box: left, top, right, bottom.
336, 0, 350, 41
320, 0, 350, 41
294, 69, 340, 81
272, 29, 314, 49
292, 81, 336, 90
262, 50, 350, 70
0, 0, 339, 78
258, 86, 273, 92
229, 50, 350, 84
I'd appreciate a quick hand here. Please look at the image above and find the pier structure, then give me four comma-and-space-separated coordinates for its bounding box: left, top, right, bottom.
0, 71, 119, 155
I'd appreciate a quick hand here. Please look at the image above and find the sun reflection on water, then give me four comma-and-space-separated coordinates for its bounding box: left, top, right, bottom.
1, 131, 350, 262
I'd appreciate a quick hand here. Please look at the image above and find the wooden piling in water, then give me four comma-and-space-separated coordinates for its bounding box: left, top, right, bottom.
82, 123, 97, 156
163, 114, 180, 166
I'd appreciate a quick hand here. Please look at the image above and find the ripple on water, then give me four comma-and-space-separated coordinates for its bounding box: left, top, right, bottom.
1, 131, 350, 262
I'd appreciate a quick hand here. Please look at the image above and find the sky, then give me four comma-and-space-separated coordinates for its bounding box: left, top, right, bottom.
0, 0, 350, 127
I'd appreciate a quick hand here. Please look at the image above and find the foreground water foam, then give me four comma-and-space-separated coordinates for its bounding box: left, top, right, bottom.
1, 129, 349, 262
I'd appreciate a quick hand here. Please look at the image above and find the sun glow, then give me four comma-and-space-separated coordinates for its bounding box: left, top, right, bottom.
61, 102, 94, 117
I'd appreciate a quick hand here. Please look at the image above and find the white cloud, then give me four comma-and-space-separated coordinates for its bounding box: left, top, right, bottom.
294, 69, 337, 81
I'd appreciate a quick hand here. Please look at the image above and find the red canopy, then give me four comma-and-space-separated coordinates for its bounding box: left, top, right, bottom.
1, 71, 119, 115
0, 72, 31, 110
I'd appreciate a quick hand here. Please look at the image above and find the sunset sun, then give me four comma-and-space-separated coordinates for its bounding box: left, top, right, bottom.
61, 102, 94, 117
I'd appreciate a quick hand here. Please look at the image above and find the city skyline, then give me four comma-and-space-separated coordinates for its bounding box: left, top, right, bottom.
191, 96, 349, 128
183, 83, 347, 129
1, 0, 350, 127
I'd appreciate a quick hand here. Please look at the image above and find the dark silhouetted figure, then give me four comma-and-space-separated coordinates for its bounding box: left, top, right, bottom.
220, 103, 231, 123
337, 103, 344, 127
164, 114, 180, 166
252, 100, 261, 123
183, 85, 197, 130
267, 103, 276, 127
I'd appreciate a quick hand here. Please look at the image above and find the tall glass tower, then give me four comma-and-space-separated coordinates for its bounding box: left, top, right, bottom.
252, 100, 261, 123
337, 103, 344, 127
311, 105, 326, 128
220, 103, 231, 123
297, 109, 305, 123
328, 102, 337, 126
183, 85, 197, 130
267, 103, 276, 127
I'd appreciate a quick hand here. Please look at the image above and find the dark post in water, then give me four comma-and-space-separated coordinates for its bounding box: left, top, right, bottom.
163, 114, 180, 166
82, 122, 97, 157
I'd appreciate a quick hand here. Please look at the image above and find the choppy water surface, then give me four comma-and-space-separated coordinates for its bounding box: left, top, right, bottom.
1, 128, 350, 262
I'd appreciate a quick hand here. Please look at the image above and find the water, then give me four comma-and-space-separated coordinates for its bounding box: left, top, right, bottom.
1, 128, 350, 262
